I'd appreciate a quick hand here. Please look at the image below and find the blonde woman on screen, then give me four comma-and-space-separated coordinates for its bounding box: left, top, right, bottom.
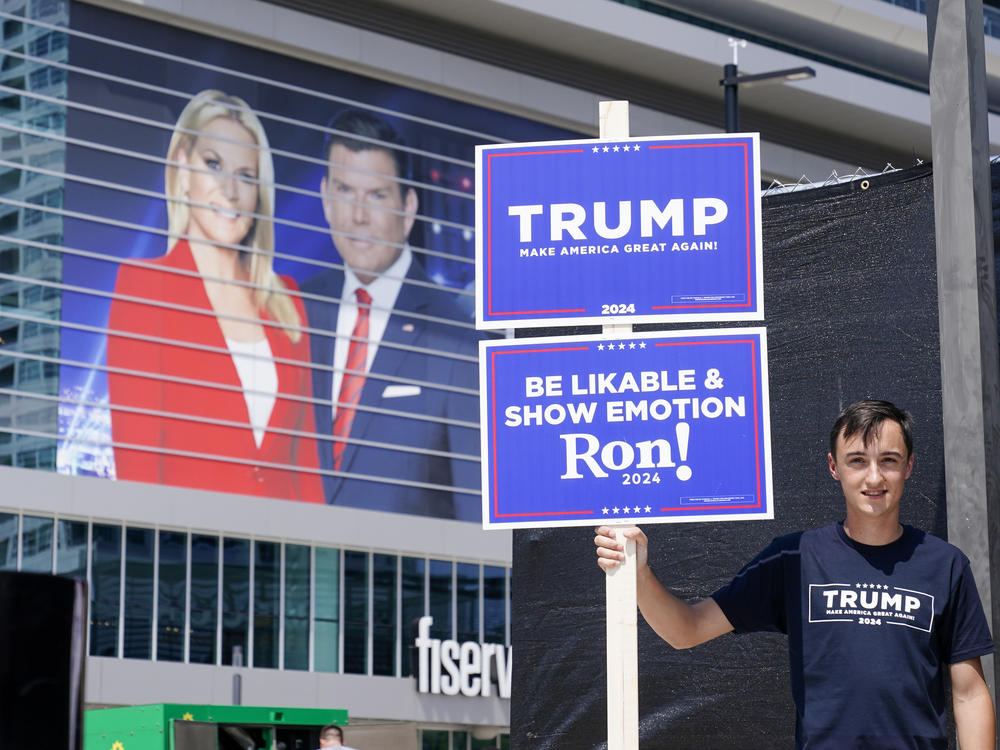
107, 89, 322, 502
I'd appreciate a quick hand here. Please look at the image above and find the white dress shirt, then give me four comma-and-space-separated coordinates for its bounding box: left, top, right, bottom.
331, 246, 412, 419
225, 335, 278, 448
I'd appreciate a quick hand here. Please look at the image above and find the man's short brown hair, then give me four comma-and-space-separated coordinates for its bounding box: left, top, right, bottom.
829, 399, 914, 459
319, 724, 343, 744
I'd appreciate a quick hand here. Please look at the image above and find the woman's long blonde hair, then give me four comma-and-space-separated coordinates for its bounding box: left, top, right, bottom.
165, 89, 300, 342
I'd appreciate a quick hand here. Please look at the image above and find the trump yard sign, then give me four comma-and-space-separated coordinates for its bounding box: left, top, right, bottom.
480, 329, 772, 529
475, 134, 762, 329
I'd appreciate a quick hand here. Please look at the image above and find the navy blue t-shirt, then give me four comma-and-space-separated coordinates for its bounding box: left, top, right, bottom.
711, 522, 995, 749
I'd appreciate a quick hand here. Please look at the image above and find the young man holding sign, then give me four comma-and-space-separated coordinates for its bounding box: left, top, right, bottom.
595, 400, 996, 749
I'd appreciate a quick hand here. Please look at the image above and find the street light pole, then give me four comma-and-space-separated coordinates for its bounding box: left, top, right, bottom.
724, 38, 746, 133
719, 39, 815, 133
723, 61, 739, 133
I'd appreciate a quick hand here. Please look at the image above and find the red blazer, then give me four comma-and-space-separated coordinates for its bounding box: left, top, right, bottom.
106, 240, 323, 503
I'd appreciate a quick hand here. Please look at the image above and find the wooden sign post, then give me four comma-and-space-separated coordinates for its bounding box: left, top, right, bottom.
475, 98, 769, 750
599, 100, 639, 750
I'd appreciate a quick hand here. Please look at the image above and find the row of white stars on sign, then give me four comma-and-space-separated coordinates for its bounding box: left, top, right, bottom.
856, 583, 891, 590
596, 341, 647, 351
593, 144, 642, 153
602, 505, 653, 514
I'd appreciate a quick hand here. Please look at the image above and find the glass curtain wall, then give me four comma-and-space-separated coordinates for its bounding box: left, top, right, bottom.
1, 513, 508, 675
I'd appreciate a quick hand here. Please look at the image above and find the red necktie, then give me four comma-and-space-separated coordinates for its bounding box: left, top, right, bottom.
332, 287, 371, 471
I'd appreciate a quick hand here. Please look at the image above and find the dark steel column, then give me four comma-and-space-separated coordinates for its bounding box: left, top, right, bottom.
723, 63, 739, 133
927, 0, 1000, 714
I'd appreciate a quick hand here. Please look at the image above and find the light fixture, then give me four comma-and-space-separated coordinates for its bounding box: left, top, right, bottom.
720, 39, 816, 132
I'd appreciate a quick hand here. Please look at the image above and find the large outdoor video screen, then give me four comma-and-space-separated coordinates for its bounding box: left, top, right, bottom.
55, 2, 574, 520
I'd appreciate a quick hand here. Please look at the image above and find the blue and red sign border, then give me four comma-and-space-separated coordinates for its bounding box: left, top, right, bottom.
479, 328, 773, 530
474, 133, 763, 329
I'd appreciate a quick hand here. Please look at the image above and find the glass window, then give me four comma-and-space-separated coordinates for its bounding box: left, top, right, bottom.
0, 513, 18, 569
452, 731, 469, 750
56, 519, 87, 579
0, 325, 15, 347
253, 541, 280, 669
284, 544, 310, 671
0, 246, 19, 273
189, 534, 218, 665
483, 566, 506, 644
343, 550, 368, 674
20, 285, 41, 306
3, 19, 23, 39
313, 547, 339, 673
123, 527, 154, 659
372, 553, 397, 676
0, 212, 16, 234
32, 1, 62, 20
22, 207, 42, 227
157, 531, 187, 662
400, 557, 425, 678
429, 559, 453, 640
221, 537, 250, 666
28, 32, 51, 56
90, 524, 121, 657
23, 515, 54, 572
421, 730, 448, 750
19, 359, 40, 383
456, 563, 479, 643
471, 736, 497, 750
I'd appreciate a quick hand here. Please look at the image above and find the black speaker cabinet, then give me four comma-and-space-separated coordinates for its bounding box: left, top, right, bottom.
0, 571, 87, 750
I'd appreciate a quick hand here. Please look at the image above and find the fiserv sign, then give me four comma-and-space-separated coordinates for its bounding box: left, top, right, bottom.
414, 616, 512, 698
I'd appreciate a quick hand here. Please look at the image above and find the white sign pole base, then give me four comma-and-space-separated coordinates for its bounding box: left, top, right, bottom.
606, 527, 639, 750
599, 100, 639, 750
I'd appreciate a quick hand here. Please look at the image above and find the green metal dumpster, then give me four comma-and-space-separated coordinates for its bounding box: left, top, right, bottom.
84, 703, 348, 750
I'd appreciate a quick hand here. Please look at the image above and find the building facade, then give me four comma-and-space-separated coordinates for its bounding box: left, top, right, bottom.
2, 0, 999, 747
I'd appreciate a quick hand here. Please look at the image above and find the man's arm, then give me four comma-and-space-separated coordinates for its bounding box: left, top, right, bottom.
951, 657, 996, 750
952, 657, 996, 750
595, 525, 734, 649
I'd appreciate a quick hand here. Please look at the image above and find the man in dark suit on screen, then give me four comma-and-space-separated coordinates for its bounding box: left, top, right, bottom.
302, 109, 481, 521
